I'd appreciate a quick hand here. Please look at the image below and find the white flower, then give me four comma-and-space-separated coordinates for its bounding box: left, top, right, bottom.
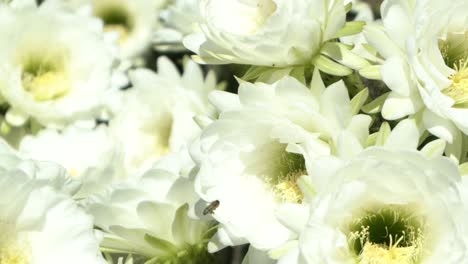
296, 147, 468, 264
1, 0, 36, 9
191, 73, 371, 251
154, 0, 202, 51
349, 0, 374, 22
110, 56, 219, 176
364, 0, 468, 158
340, 0, 374, 55
18, 124, 124, 198
241, 118, 434, 264
0, 139, 105, 264
87, 151, 216, 263
45, 0, 163, 60
183, 0, 347, 67
0, 4, 113, 127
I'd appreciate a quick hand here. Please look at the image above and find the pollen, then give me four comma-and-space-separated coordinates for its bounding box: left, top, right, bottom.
359, 239, 420, 264
0, 237, 31, 264
22, 71, 69, 101
443, 59, 468, 107
272, 171, 304, 203
0, 246, 30, 264
263, 145, 306, 203
348, 205, 425, 264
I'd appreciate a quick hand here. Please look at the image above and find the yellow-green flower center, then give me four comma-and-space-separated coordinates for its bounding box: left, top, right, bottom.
95, 4, 134, 45
347, 205, 425, 264
150, 113, 173, 158
20, 54, 70, 101
0, 243, 30, 264
128, 112, 173, 170
439, 32, 468, 107
262, 143, 306, 203
443, 60, 468, 107
0, 226, 31, 264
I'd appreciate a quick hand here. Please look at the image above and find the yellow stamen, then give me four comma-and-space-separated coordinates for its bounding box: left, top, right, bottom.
348, 206, 425, 264
22, 71, 69, 101
444, 60, 468, 107
359, 240, 418, 264
0, 243, 31, 264
272, 171, 304, 203
263, 146, 306, 203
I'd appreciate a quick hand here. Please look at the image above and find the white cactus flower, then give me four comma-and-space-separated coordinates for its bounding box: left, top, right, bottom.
0, 139, 106, 264
18, 124, 125, 198
241, 118, 434, 264
0, 4, 113, 127
154, 0, 202, 51
295, 147, 468, 264
183, 0, 348, 67
364, 0, 468, 159
191, 72, 371, 251
87, 150, 216, 263
44, 0, 163, 60
110, 56, 219, 176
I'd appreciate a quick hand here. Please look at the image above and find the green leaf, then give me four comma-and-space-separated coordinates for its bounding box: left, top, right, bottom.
241, 66, 271, 81
366, 132, 378, 147
420, 139, 446, 158
460, 162, 468, 176
359, 65, 382, 80
334, 21, 366, 38
289, 66, 306, 84
312, 54, 353, 76
0, 120, 11, 135
103, 252, 113, 264
124, 255, 134, 264
172, 204, 190, 246
144, 234, 178, 254
350, 88, 369, 115
375, 122, 391, 146
256, 67, 294, 83
143, 257, 159, 264
320, 42, 371, 70
361, 92, 390, 114
345, 2, 353, 13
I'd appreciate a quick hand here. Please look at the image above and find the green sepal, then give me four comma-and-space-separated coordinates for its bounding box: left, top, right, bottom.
312, 54, 353, 76
361, 92, 390, 114
359, 65, 382, 80
460, 162, 468, 176
144, 234, 178, 254
320, 42, 371, 70
334, 21, 366, 38
344, 2, 353, 13
241, 66, 272, 81
350, 88, 369, 115
366, 122, 391, 147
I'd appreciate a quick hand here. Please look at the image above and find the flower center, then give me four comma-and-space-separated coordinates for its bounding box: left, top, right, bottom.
263, 143, 306, 203
0, 243, 30, 264
439, 32, 468, 107
347, 205, 425, 264
443, 60, 468, 107
208, 0, 277, 34
150, 113, 172, 158
128, 112, 172, 169
95, 4, 134, 44
0, 225, 31, 264
20, 54, 70, 101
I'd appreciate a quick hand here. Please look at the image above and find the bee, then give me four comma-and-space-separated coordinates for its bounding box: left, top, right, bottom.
203, 200, 220, 215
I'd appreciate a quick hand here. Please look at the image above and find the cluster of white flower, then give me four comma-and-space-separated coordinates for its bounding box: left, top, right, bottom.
0, 0, 467, 263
